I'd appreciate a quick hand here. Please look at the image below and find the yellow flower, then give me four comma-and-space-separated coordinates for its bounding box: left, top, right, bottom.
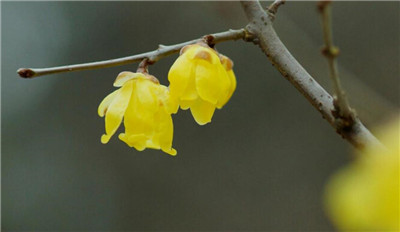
168, 44, 236, 125
324, 116, 400, 231
98, 71, 177, 156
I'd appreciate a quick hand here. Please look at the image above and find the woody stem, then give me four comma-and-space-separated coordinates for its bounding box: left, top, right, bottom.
17, 29, 253, 78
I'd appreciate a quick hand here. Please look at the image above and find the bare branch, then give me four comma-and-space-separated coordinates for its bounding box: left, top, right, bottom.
318, 1, 355, 126
17, 29, 252, 78
267, 0, 286, 20
240, 0, 385, 151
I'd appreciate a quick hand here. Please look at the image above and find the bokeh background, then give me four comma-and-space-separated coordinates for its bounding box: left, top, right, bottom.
2, 1, 399, 231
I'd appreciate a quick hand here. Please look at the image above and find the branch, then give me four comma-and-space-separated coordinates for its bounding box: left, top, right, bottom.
318, 1, 355, 125
267, 0, 285, 20
17, 29, 252, 78
240, 0, 385, 150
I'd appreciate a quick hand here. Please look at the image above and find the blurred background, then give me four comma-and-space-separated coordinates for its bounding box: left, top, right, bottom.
2, 1, 399, 231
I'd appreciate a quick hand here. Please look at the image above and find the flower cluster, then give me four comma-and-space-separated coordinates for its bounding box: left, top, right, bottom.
168, 44, 236, 125
98, 43, 236, 155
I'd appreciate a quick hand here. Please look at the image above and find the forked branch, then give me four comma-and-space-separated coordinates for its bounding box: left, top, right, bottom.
240, 0, 385, 150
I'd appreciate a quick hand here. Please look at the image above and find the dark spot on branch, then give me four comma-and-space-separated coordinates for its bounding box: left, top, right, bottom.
17, 68, 35, 78
203, 35, 215, 47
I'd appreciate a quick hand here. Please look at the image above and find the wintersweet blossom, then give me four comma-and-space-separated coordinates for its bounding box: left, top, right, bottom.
98, 72, 177, 155
168, 44, 236, 125
324, 116, 399, 231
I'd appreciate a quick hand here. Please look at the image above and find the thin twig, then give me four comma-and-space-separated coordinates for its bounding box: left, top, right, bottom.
17, 29, 252, 78
318, 1, 355, 126
136, 58, 152, 74
267, 0, 286, 20
240, 0, 385, 151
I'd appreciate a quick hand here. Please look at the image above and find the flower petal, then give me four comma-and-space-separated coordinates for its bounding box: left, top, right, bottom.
135, 79, 158, 112
157, 111, 176, 156
123, 85, 154, 137
168, 54, 192, 99
114, 72, 144, 87
190, 99, 216, 125
216, 69, 236, 109
157, 85, 179, 114
180, 65, 198, 101
195, 60, 226, 105
167, 94, 180, 114
101, 80, 134, 144
98, 89, 119, 117
179, 100, 194, 110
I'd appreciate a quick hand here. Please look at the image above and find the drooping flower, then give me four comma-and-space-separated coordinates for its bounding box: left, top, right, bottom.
168, 44, 236, 125
98, 71, 177, 156
324, 116, 400, 231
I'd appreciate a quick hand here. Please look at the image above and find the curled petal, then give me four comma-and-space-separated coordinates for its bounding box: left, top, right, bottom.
164, 148, 177, 156
98, 89, 119, 117
101, 80, 134, 144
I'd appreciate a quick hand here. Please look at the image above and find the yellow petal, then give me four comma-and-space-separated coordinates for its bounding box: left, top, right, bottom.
123, 86, 154, 137
98, 89, 119, 117
228, 70, 237, 98
186, 44, 219, 62
114, 72, 144, 87
164, 148, 177, 156
190, 99, 216, 125
195, 60, 226, 105
324, 117, 400, 231
179, 99, 194, 110
119, 133, 148, 151
128, 134, 148, 151
168, 54, 192, 99
157, 85, 179, 114
216, 69, 236, 109
180, 65, 198, 101
157, 111, 176, 155
101, 80, 134, 144
167, 94, 180, 114
135, 79, 159, 112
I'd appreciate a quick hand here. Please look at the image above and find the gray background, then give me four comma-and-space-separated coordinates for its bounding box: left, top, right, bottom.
2, 1, 399, 231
